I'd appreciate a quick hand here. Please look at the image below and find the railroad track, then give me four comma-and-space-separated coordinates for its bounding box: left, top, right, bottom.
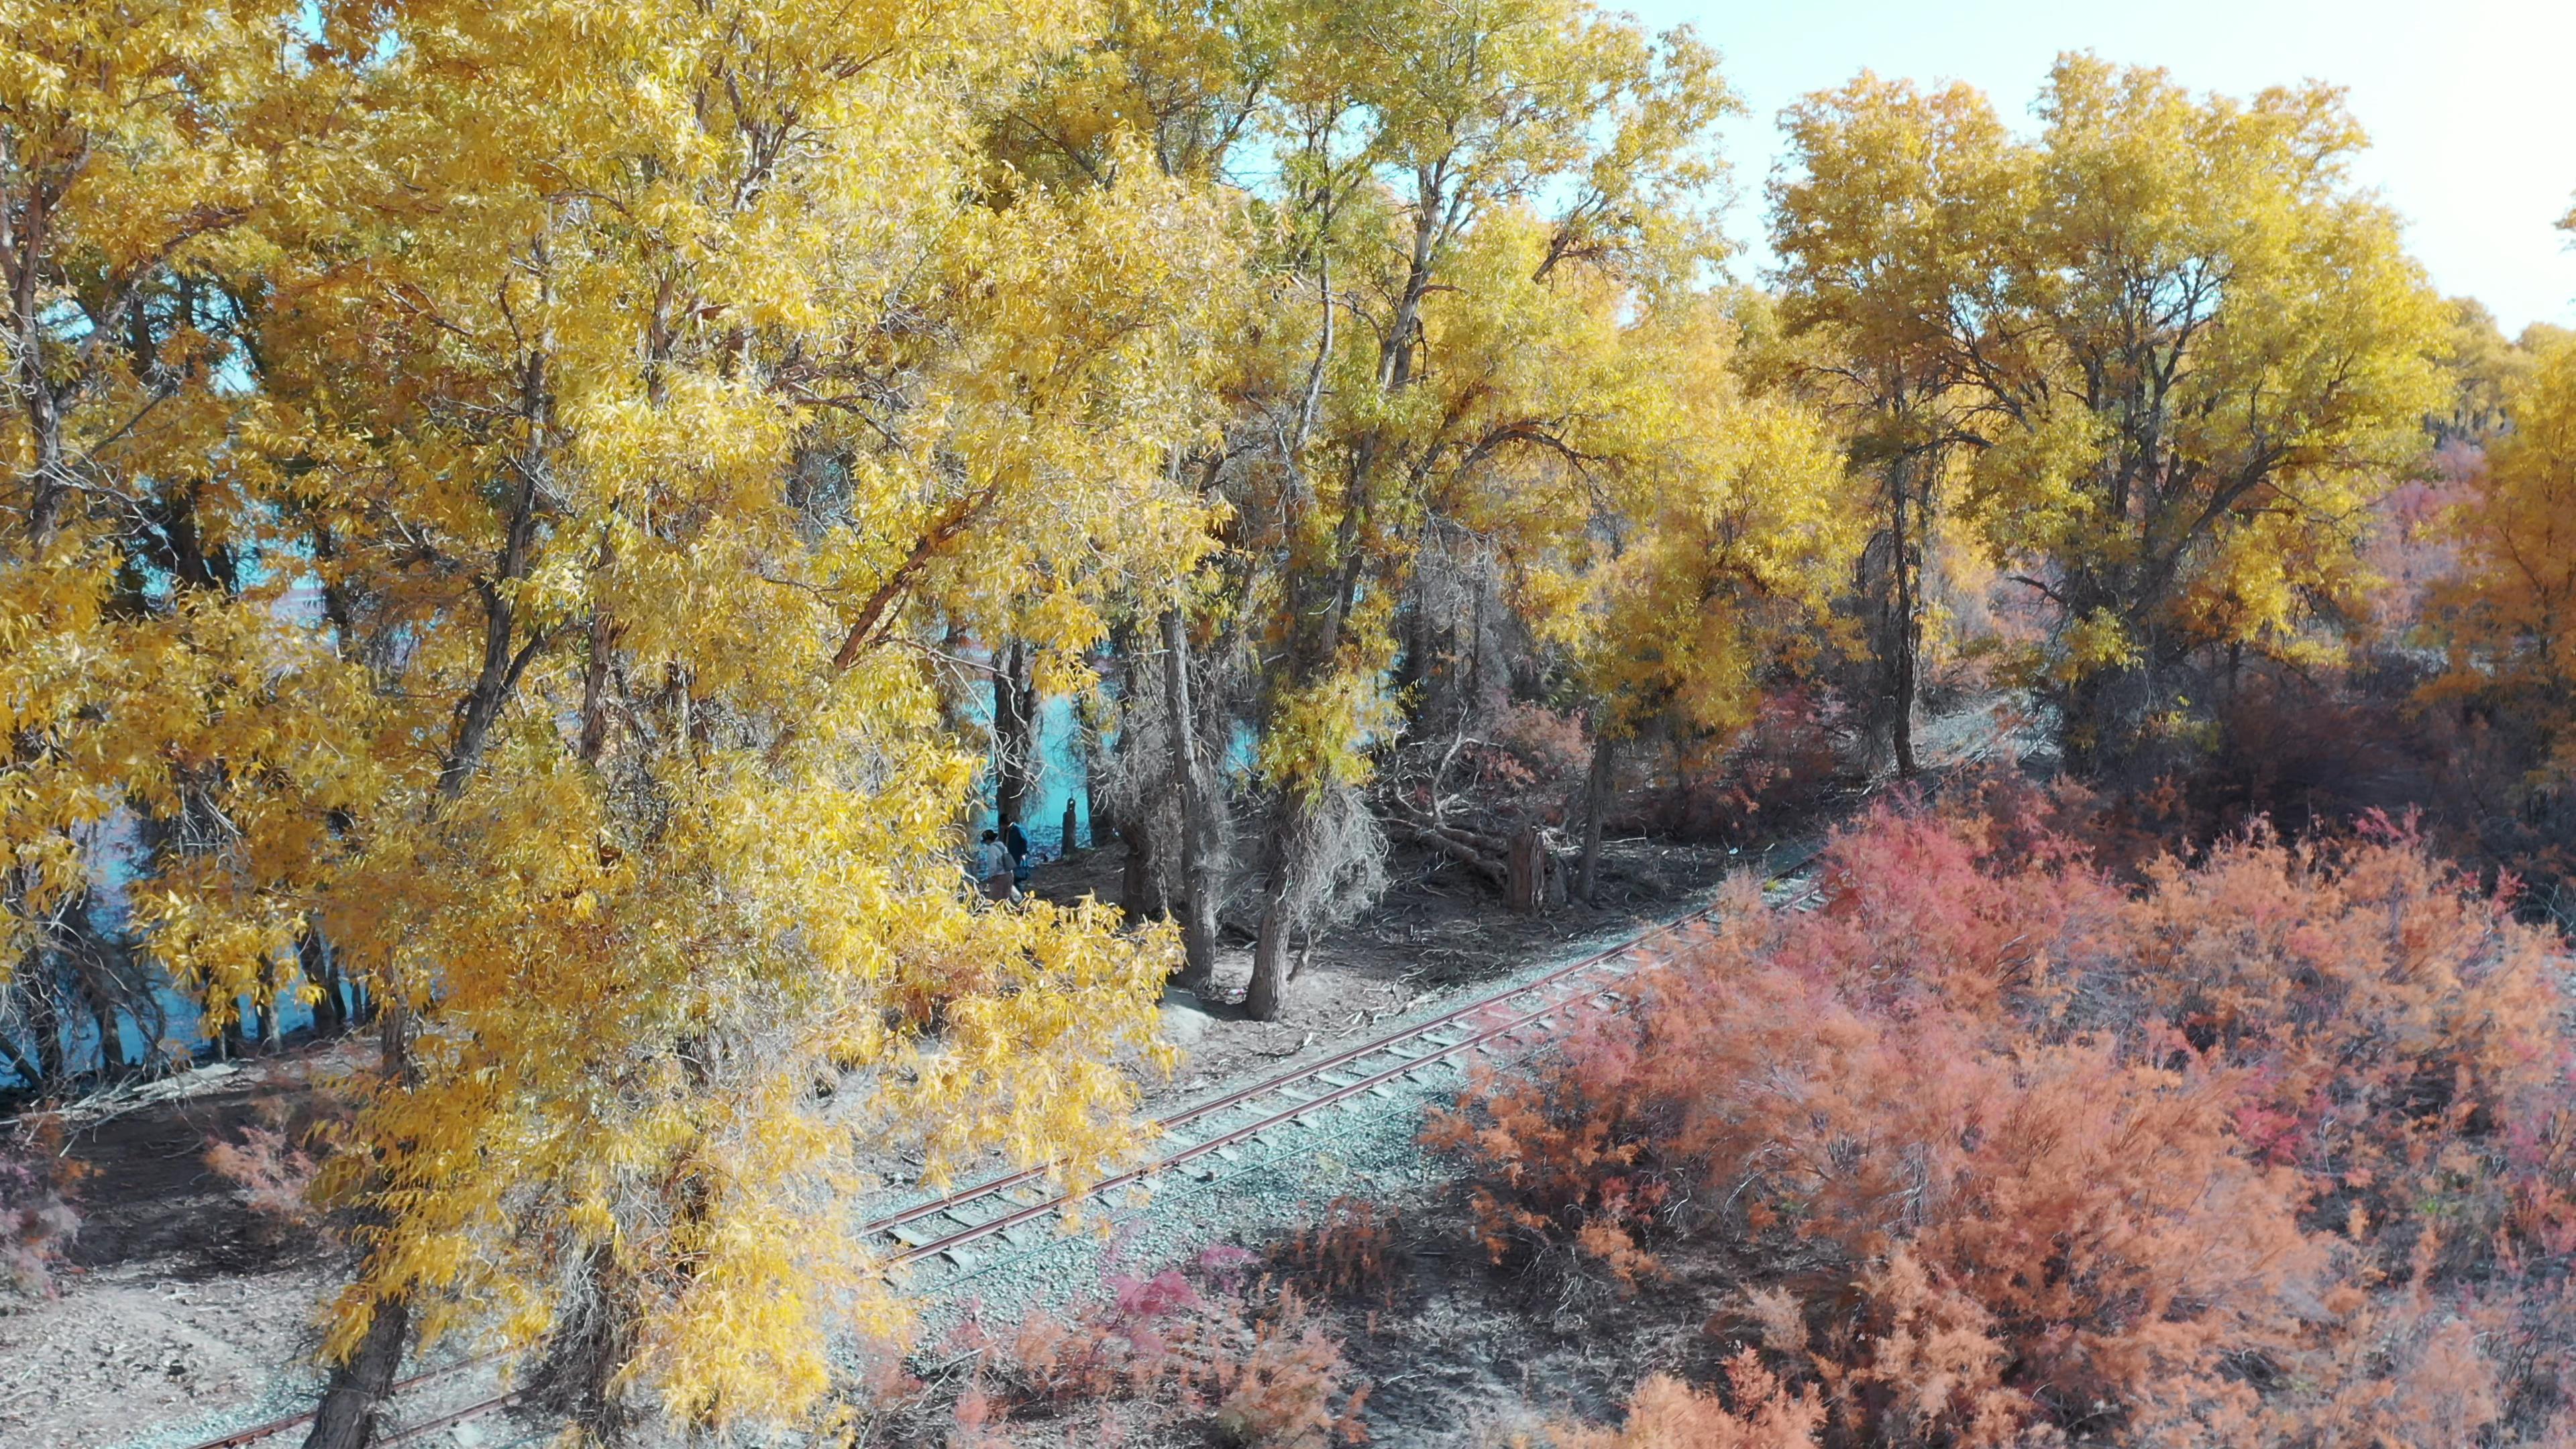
166, 700, 2027, 1449
164, 860, 1823, 1449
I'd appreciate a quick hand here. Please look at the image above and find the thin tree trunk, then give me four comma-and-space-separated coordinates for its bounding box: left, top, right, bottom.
304, 927, 347, 1033
1245, 884, 1291, 1022
577, 598, 619, 765
262, 956, 286, 1053
991, 640, 1036, 826
303, 1004, 417, 1449
313, 333, 554, 1446
1506, 825, 1547, 914
91, 997, 123, 1075
1162, 608, 1219, 994
1578, 731, 1615, 904
302, 1295, 410, 1449
1890, 455, 1921, 780
1120, 814, 1163, 921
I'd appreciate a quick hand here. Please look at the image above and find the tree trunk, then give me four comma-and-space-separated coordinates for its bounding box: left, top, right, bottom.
527, 1244, 639, 1446
991, 639, 1038, 827
302, 1295, 410, 1449
303, 1003, 419, 1449
90, 995, 124, 1075
1161, 609, 1220, 995
320, 383, 551, 1435
1506, 825, 1548, 914
1245, 885, 1291, 1021
1889, 455, 1922, 780
304, 927, 347, 1033
1120, 819, 1164, 921
1061, 795, 1081, 855
32, 984, 65, 1083
1578, 731, 1615, 904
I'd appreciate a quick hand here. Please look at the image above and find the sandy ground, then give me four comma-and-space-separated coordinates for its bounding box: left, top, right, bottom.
1, 830, 1746, 1449
1, 1046, 357, 1448
1055, 835, 1755, 1116
6, 694, 2044, 1448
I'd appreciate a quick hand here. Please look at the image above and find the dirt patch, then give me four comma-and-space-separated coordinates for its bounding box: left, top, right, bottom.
1028, 833, 1756, 1112
1300, 1190, 1750, 1445
0, 1268, 329, 1447
0, 1041, 363, 1447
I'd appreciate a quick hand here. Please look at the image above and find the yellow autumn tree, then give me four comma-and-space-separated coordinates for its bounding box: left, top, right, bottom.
1771, 73, 2014, 777
1226, 0, 1741, 1015
1776, 56, 2449, 767
1481, 280, 1859, 901
1, 1, 376, 1085
13, 0, 1249, 1439
999, 0, 1849, 994
249, 1, 1242, 1440
2433, 331, 2576, 773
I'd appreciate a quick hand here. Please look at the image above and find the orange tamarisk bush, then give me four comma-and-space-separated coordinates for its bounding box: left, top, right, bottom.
1433, 802, 2576, 1445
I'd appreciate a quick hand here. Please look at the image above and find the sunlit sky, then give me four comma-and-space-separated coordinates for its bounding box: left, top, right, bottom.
1620, 0, 2576, 335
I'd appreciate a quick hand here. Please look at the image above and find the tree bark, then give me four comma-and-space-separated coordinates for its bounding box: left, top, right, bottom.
1120, 815, 1164, 921
1578, 731, 1615, 904
301, 1295, 410, 1449
576, 603, 620, 765
1245, 885, 1291, 1021
1888, 453, 1923, 780
303, 926, 347, 1033
1506, 825, 1548, 914
1161, 608, 1220, 995
303, 998, 422, 1449
89, 996, 123, 1075
526, 1244, 639, 1445
990, 639, 1036, 826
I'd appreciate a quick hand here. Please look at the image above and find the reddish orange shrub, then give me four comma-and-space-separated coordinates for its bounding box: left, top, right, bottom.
0, 1114, 80, 1298
942, 1258, 1371, 1448
1432, 804, 2576, 1446
1273, 1196, 1405, 1307
1537, 1352, 1825, 1448
204, 1088, 352, 1236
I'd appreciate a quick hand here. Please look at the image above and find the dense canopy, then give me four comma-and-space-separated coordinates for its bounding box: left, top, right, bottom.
5, 0, 2563, 1444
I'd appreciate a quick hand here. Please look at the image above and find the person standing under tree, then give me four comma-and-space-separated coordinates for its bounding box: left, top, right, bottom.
975, 829, 1018, 903
1004, 818, 1032, 894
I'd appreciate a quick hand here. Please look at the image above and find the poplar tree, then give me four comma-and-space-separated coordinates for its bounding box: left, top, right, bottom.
1776, 57, 2447, 767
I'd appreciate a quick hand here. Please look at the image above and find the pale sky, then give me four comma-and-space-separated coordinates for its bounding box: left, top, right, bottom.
1620, 0, 2576, 337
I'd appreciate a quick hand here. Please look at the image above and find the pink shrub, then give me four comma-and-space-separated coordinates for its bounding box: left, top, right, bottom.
1434, 803, 2576, 1445
1, 1114, 80, 1298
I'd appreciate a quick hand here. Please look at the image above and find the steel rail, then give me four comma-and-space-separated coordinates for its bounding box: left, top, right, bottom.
177, 1354, 507, 1449
864, 702, 2020, 1272
167, 702, 2021, 1449
195, 900, 1756, 1449
852, 894, 1730, 1247
166, 894, 1756, 1449
880, 924, 1712, 1271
